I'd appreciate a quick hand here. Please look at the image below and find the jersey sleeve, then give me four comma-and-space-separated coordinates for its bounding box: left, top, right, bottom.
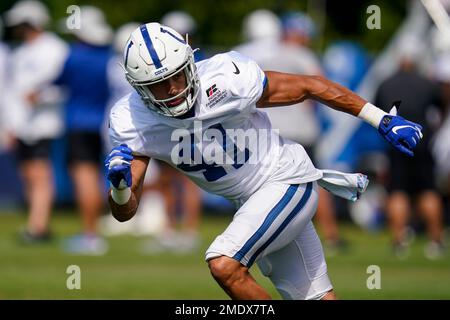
108, 96, 148, 156
226, 51, 267, 112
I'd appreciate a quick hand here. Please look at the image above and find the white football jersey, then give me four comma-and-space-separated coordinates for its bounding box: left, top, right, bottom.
109, 51, 322, 204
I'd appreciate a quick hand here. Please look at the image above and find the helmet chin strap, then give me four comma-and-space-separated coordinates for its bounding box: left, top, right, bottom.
171, 89, 196, 117
169, 99, 190, 117
155, 91, 193, 117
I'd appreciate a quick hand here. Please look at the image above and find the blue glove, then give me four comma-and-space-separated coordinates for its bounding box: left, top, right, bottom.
378, 105, 423, 157
105, 144, 134, 189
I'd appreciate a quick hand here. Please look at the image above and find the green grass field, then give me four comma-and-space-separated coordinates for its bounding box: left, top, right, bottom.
0, 209, 449, 299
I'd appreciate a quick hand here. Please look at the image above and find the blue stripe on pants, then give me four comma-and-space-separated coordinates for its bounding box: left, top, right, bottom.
247, 182, 312, 268
247, 182, 313, 267
233, 184, 300, 262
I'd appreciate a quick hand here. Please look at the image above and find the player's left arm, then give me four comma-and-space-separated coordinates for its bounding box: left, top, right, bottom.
256, 71, 423, 156
257, 71, 369, 114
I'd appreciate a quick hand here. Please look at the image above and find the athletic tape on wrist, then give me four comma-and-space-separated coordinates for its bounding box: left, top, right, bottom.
111, 187, 131, 205
357, 102, 388, 128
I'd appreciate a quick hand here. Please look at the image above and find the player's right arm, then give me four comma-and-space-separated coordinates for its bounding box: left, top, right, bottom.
105, 144, 150, 222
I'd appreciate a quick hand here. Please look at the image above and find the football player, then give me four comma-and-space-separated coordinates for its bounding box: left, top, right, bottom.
105, 23, 423, 300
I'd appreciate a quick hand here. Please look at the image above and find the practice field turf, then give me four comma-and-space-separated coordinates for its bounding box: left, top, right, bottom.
0, 210, 449, 299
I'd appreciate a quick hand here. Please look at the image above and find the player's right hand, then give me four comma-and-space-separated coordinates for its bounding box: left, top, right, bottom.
105, 144, 133, 189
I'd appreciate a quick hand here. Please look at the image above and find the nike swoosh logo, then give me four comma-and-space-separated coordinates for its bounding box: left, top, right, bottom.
232, 61, 240, 74
392, 125, 417, 134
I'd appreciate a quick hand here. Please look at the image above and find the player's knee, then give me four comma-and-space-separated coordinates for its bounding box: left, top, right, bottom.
208, 256, 243, 286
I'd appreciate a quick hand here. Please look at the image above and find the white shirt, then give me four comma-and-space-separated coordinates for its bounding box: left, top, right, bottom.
109, 51, 321, 203
4, 32, 68, 143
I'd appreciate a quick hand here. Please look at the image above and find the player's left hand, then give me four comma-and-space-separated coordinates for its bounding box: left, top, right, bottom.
105, 144, 134, 189
378, 105, 423, 157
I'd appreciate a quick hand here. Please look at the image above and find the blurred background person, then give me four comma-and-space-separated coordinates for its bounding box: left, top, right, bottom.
2, 0, 68, 244
374, 36, 446, 259
233, 9, 346, 254
322, 0, 437, 235
431, 31, 450, 212
233, 9, 282, 65
55, 5, 112, 255
161, 10, 205, 61
279, 11, 320, 71
0, 17, 10, 149
0, 17, 16, 209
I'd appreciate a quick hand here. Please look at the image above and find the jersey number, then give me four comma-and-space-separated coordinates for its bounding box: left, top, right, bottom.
176, 124, 250, 182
